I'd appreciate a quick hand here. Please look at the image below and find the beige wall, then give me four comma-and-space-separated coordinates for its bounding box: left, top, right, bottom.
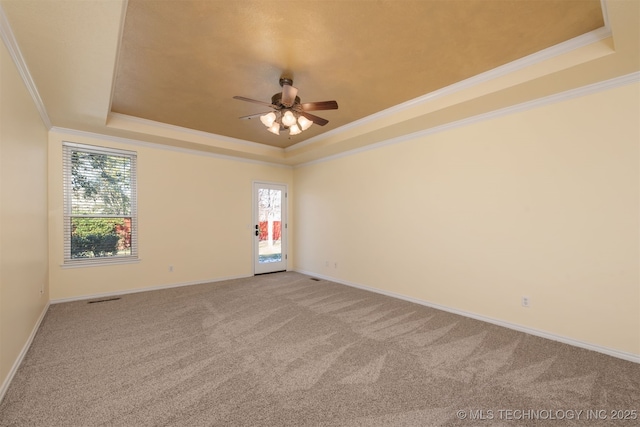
48, 131, 293, 301
294, 82, 640, 356
0, 41, 49, 387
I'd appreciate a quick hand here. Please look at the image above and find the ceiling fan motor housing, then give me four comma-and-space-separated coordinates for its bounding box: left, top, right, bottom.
271, 93, 301, 109
279, 77, 294, 87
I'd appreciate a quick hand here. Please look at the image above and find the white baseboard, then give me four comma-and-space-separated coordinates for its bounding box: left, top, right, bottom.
0, 301, 50, 403
50, 274, 253, 304
294, 269, 640, 364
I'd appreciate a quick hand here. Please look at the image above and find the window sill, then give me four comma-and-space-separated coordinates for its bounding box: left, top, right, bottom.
61, 258, 141, 269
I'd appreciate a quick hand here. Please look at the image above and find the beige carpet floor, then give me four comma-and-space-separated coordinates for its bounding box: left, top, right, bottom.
0, 272, 638, 426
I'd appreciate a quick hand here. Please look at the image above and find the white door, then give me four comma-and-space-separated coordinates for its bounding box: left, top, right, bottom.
253, 182, 287, 274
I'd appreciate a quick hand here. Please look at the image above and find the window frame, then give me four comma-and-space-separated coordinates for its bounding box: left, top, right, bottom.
62, 142, 138, 266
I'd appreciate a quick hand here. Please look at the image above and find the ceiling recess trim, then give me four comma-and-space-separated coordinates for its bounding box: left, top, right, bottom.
51, 126, 292, 169
295, 71, 639, 169
0, 3, 52, 129
106, 0, 129, 125
286, 21, 612, 153
104, 7, 613, 163
107, 112, 283, 154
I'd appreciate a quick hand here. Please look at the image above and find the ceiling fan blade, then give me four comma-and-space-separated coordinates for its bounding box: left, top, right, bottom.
301, 100, 338, 111
281, 85, 298, 107
233, 96, 277, 109
299, 111, 329, 126
239, 112, 272, 120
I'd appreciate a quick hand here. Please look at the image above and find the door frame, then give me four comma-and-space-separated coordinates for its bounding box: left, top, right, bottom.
252, 181, 288, 275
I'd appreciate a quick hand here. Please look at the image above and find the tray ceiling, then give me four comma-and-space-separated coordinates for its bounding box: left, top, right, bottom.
111, 0, 604, 149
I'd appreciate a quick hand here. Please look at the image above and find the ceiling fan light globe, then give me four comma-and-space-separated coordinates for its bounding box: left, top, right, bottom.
298, 116, 313, 131
289, 124, 302, 135
267, 123, 281, 135
260, 112, 276, 127
282, 110, 297, 127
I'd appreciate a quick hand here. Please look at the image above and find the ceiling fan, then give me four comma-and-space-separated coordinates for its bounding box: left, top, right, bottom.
233, 77, 338, 136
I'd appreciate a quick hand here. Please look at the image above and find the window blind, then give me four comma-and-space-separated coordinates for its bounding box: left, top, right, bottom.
63, 142, 137, 264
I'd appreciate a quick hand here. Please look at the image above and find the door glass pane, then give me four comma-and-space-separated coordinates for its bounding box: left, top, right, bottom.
258, 188, 282, 263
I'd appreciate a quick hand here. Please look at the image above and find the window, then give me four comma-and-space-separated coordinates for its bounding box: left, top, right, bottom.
63, 142, 137, 265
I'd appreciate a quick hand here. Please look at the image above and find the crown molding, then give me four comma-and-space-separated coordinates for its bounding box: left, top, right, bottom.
296, 71, 639, 168
50, 126, 292, 169
0, 3, 52, 129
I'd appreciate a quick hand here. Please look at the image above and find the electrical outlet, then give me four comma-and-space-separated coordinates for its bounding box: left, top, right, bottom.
169, 265, 174, 272
334, 262, 338, 269
522, 296, 530, 308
